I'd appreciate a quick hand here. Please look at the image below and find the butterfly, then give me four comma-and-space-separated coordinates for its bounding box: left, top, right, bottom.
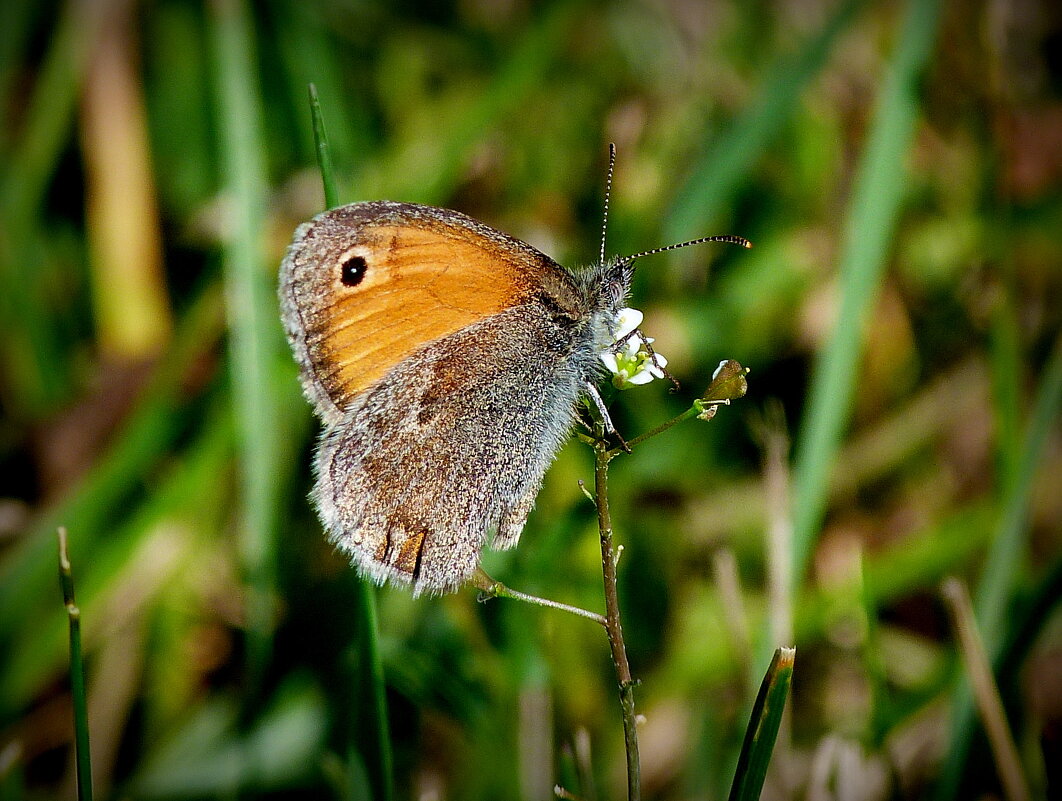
279, 147, 749, 595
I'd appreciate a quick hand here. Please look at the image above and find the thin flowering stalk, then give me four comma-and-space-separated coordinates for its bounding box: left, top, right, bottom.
470, 280, 747, 800
612, 360, 748, 455
593, 441, 641, 800
472, 568, 606, 626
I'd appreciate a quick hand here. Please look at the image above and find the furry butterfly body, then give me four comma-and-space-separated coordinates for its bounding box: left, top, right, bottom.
280, 201, 631, 594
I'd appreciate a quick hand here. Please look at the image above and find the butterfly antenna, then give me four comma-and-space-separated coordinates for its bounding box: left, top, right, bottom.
623, 234, 752, 263
599, 143, 617, 265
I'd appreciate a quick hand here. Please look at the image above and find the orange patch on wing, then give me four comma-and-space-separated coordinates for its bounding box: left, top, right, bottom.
304, 222, 549, 404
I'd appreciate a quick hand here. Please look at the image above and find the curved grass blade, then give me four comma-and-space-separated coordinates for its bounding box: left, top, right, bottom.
665, 0, 866, 242
0, 0, 107, 413
728, 647, 795, 801
789, 0, 943, 586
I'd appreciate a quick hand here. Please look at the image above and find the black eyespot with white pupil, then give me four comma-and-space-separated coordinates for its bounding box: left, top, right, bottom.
340, 255, 368, 286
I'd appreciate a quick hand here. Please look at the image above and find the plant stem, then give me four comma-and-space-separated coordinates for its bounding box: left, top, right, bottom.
306, 84, 394, 801
58, 528, 93, 801
356, 580, 394, 801
613, 397, 731, 456
616, 404, 701, 455
471, 569, 606, 626
594, 444, 640, 800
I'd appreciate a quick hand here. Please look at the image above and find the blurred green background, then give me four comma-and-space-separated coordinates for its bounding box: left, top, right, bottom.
1, 0, 1059, 798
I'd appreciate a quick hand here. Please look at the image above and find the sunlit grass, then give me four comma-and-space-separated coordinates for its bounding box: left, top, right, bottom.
1, 0, 1058, 798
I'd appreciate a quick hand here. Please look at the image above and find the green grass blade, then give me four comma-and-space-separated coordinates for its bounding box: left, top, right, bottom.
728, 647, 795, 801
0, 404, 235, 714
936, 333, 1062, 798
789, 0, 943, 586
356, 583, 394, 801
210, 0, 283, 685
0, 0, 45, 154
976, 336, 1062, 651
271, 2, 364, 175
307, 83, 394, 801
58, 529, 93, 801
0, 0, 104, 413
0, 0, 98, 217
374, 2, 577, 206
0, 283, 225, 657
309, 83, 339, 209
664, 0, 866, 241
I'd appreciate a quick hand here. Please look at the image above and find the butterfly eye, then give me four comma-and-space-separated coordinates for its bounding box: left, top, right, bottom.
340, 255, 368, 287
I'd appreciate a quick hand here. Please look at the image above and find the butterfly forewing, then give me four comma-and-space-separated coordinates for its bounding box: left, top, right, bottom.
279, 201, 570, 423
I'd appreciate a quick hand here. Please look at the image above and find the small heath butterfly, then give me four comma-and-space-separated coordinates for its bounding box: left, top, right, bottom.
280, 150, 748, 595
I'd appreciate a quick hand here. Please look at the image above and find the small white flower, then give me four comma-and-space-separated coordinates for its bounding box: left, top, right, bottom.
600, 351, 620, 373
611, 307, 643, 341
599, 307, 668, 390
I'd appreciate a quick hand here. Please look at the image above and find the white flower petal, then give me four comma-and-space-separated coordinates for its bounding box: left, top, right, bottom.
612, 308, 643, 340
627, 370, 655, 385
600, 352, 620, 372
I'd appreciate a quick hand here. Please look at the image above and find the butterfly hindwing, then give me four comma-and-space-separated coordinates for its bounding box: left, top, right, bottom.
314, 304, 586, 594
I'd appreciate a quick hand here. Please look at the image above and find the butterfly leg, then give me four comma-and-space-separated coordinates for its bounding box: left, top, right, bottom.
584, 381, 631, 452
